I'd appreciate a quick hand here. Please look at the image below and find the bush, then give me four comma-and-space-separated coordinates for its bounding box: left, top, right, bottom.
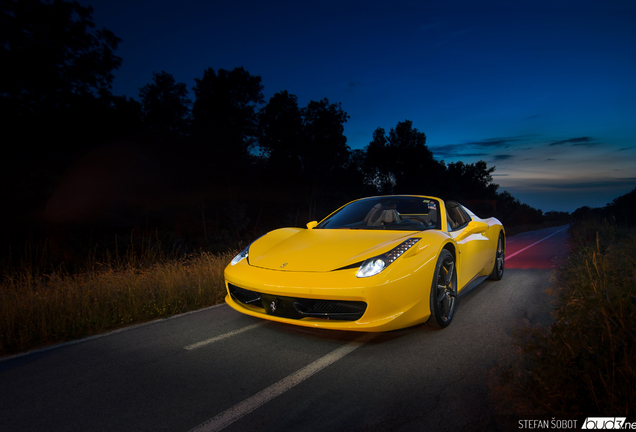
511, 219, 636, 417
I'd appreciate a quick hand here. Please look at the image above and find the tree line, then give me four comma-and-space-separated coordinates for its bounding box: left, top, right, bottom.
1, 0, 557, 270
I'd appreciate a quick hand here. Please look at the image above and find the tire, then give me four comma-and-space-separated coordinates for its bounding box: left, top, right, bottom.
427, 249, 458, 328
488, 232, 505, 281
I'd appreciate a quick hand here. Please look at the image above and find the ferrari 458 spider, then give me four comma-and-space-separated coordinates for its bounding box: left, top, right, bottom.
224, 195, 505, 331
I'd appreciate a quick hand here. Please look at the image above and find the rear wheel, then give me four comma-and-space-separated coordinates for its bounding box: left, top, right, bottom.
489, 232, 505, 280
427, 249, 457, 328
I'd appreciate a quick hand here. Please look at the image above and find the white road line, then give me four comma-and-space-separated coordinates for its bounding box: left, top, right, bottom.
188, 332, 377, 432
184, 322, 266, 350
506, 227, 568, 261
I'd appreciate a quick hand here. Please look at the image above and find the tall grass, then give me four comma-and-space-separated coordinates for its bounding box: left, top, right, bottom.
0, 248, 234, 356
508, 218, 636, 418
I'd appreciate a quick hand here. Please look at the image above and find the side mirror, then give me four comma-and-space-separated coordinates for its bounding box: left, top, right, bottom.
455, 221, 488, 242
306, 221, 318, 229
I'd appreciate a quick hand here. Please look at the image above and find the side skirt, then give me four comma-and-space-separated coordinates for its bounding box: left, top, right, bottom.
457, 275, 489, 299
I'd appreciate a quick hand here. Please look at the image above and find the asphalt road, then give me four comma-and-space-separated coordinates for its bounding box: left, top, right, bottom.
0, 225, 570, 432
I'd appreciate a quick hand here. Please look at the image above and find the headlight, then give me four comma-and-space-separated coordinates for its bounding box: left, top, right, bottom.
230, 235, 265, 266
230, 245, 250, 266
356, 238, 420, 278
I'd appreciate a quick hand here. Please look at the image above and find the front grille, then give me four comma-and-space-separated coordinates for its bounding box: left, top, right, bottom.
311, 300, 367, 315
228, 284, 262, 305
228, 284, 367, 321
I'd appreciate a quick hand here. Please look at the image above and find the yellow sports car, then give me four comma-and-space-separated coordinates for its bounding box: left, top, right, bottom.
224, 195, 505, 331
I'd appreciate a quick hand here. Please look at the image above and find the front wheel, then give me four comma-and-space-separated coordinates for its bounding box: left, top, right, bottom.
489, 232, 505, 281
427, 249, 457, 328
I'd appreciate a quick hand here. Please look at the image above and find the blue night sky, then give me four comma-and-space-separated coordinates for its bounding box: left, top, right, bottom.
79, 0, 636, 213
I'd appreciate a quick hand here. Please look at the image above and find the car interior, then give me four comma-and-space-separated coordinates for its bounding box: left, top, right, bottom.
445, 201, 471, 231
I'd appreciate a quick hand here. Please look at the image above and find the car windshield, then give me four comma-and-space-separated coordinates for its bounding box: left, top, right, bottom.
317, 196, 440, 231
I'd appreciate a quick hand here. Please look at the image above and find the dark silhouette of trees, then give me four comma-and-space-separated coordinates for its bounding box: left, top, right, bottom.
109, 95, 144, 135
301, 98, 350, 175
362, 120, 445, 195
192, 67, 264, 177
574, 186, 636, 225
544, 210, 570, 223
256, 90, 306, 225
388, 120, 446, 195
495, 190, 544, 225
1, 0, 121, 116
446, 160, 499, 200
257, 94, 354, 222
606, 186, 636, 225
300, 98, 350, 219
258, 90, 305, 178
139, 71, 191, 144
363, 127, 394, 193
1, 0, 128, 160
1, 0, 125, 211
180, 67, 265, 244
1, 0, 132, 272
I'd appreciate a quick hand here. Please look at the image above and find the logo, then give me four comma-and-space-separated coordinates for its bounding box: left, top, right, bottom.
582, 417, 628, 429
270, 301, 277, 312
280, 262, 288, 268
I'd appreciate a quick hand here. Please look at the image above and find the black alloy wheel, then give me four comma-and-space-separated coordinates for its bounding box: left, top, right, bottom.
427, 249, 457, 328
489, 232, 505, 281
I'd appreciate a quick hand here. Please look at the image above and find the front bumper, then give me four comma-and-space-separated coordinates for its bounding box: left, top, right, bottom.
229, 283, 368, 320
224, 256, 436, 332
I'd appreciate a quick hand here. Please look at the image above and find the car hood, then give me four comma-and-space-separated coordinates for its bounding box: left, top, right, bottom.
248, 228, 421, 272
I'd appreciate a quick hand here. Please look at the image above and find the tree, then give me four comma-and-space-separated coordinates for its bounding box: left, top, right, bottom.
494, 190, 542, 225
139, 71, 191, 143
0, 0, 122, 116
387, 120, 445, 194
258, 90, 304, 175
300, 98, 350, 219
446, 160, 499, 200
363, 120, 444, 195
363, 127, 394, 193
0, 0, 124, 226
257, 94, 359, 223
191, 67, 264, 173
606, 186, 636, 224
301, 99, 350, 175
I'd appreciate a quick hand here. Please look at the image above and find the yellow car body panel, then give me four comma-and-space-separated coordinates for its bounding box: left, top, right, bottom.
453, 221, 500, 290
224, 195, 504, 332
249, 228, 423, 272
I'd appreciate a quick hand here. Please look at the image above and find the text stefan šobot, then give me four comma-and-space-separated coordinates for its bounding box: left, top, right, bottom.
518, 419, 578, 429
519, 418, 635, 430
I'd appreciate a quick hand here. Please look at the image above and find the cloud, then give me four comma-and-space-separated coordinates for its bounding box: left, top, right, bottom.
430, 135, 531, 159
492, 154, 514, 161
432, 151, 489, 159
429, 144, 488, 159
548, 137, 592, 147
465, 136, 527, 148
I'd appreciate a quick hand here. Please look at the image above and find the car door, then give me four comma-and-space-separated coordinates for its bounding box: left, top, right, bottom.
446, 201, 490, 290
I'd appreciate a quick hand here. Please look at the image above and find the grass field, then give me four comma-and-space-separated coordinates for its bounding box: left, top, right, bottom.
0, 248, 234, 356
